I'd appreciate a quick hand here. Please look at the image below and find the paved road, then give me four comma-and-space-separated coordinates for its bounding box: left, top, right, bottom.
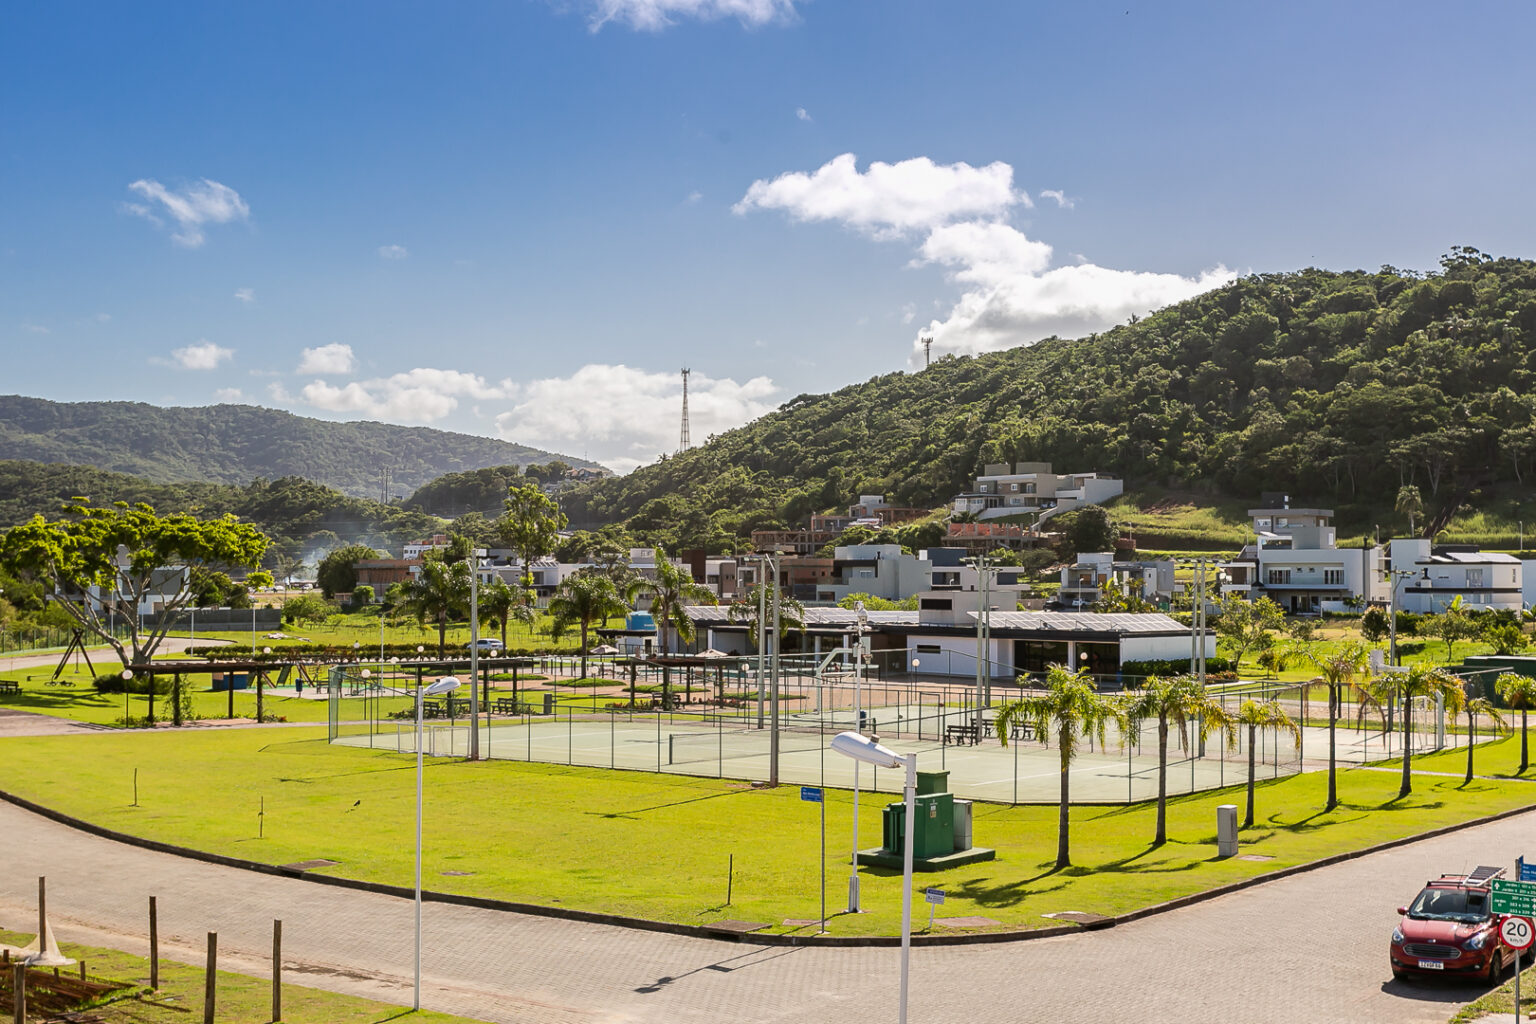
3, 635, 229, 674
0, 799, 1518, 1024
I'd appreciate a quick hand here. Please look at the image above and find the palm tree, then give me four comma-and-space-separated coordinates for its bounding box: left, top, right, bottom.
1396, 485, 1423, 537
995, 666, 1125, 869
1460, 688, 1506, 785
1394, 663, 1464, 798
1495, 672, 1536, 774
548, 571, 628, 682
400, 557, 470, 657
727, 582, 806, 650
1309, 642, 1368, 811
1234, 699, 1301, 828
637, 548, 716, 655
1122, 675, 1235, 846
480, 578, 536, 648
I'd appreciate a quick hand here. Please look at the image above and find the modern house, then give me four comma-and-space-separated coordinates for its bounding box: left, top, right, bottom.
1220, 505, 1382, 614
1387, 540, 1523, 613
1055, 553, 1175, 610
951, 463, 1123, 524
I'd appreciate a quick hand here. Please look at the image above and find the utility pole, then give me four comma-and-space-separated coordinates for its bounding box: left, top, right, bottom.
965, 553, 998, 734
769, 554, 782, 786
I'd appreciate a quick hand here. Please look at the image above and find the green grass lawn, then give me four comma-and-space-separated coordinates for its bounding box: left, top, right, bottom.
0, 928, 488, 1024
3, 726, 1535, 938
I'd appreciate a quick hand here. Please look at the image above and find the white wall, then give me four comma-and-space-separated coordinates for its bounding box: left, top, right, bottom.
1121, 633, 1215, 665
907, 635, 1012, 678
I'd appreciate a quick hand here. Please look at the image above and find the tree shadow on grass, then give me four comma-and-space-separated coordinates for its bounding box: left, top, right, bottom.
586, 788, 752, 820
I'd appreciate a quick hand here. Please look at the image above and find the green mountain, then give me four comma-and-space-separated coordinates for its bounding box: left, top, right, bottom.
0, 397, 603, 499
564, 248, 1536, 550
0, 460, 445, 563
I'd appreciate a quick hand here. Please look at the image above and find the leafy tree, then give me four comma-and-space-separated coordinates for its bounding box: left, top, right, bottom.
1421, 597, 1478, 662
351, 584, 375, 607
1482, 621, 1529, 655
1234, 699, 1301, 827
1460, 690, 1505, 785
480, 578, 535, 648
400, 555, 471, 656
316, 544, 380, 599
548, 571, 628, 681
635, 548, 716, 653
1213, 595, 1284, 669
1065, 504, 1115, 556
282, 593, 334, 626
1360, 607, 1390, 644
1495, 672, 1536, 774
0, 501, 267, 669
1122, 675, 1233, 846
995, 666, 1125, 869
1310, 642, 1369, 811
1396, 485, 1423, 537
498, 482, 567, 586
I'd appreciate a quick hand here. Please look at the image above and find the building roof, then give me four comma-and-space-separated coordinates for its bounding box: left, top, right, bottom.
683, 605, 1187, 639
1425, 551, 1522, 565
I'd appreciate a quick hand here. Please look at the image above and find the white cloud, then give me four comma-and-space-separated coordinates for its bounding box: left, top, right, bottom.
1038, 189, 1074, 209
685, 190, 704, 204
915, 221, 1234, 357
496, 364, 777, 473
95, 313, 112, 323
297, 343, 357, 375
234, 287, 255, 303
125, 179, 249, 248
21, 323, 49, 335
795, 107, 812, 122
214, 388, 246, 402
297, 368, 513, 423
586, 0, 797, 31
170, 340, 234, 370
738, 153, 1234, 358
734, 153, 1025, 239
378, 244, 409, 260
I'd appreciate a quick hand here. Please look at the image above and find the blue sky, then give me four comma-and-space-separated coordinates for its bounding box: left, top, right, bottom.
4, 1, 1535, 472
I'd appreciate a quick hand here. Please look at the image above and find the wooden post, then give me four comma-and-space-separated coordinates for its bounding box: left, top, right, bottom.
12, 962, 24, 1024
36, 878, 45, 959
271, 920, 281, 1023
148, 897, 158, 990
203, 932, 216, 1024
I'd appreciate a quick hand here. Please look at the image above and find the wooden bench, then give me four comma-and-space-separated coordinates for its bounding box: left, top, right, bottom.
0, 681, 19, 696
492, 697, 530, 715
945, 723, 980, 746
421, 699, 445, 719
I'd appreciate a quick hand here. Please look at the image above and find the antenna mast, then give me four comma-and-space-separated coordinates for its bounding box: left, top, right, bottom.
921, 335, 933, 368
679, 367, 692, 451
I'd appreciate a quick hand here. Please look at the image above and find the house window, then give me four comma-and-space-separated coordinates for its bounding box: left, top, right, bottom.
1009, 483, 1019, 492
915, 644, 942, 654
1323, 569, 1343, 586
1467, 568, 1485, 588
919, 598, 953, 611
1267, 569, 1291, 585
1023, 483, 1036, 494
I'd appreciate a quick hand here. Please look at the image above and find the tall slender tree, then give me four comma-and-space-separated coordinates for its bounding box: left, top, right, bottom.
548, 571, 628, 681
1234, 699, 1301, 828
1393, 663, 1465, 798
1396, 485, 1423, 537
727, 582, 806, 651
1122, 675, 1234, 846
995, 666, 1125, 869
1460, 689, 1506, 785
400, 555, 470, 657
1495, 672, 1536, 774
1310, 642, 1368, 811
497, 481, 567, 587
636, 548, 716, 654
480, 577, 535, 648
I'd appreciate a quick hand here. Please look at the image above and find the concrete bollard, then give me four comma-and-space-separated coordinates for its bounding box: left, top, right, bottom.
1216, 804, 1239, 858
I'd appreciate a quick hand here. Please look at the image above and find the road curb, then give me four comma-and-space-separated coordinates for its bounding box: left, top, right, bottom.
3, 786, 1534, 948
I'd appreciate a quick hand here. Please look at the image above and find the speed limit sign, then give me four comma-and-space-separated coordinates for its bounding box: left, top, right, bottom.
1501, 915, 1536, 950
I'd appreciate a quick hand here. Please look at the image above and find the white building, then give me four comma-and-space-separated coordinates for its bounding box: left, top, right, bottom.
1388, 540, 1523, 613
952, 462, 1123, 524
1056, 552, 1175, 609
1220, 505, 1383, 614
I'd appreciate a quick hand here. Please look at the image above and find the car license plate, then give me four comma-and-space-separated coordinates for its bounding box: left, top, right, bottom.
1418, 960, 1445, 970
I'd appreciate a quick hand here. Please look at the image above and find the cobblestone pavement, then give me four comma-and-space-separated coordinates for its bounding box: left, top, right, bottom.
0, 798, 1520, 1024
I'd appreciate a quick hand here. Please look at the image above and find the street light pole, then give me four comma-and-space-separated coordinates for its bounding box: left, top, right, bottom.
468, 552, 480, 761
848, 601, 869, 913
769, 554, 781, 787
755, 557, 767, 729
414, 675, 460, 1012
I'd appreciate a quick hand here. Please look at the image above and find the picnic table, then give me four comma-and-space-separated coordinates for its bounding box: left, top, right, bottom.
0, 681, 19, 696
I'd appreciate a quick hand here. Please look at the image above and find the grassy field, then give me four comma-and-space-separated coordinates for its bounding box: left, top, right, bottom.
0, 928, 487, 1024
3, 726, 1535, 938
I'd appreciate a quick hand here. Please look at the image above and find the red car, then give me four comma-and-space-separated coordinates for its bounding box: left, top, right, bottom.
1390, 866, 1515, 982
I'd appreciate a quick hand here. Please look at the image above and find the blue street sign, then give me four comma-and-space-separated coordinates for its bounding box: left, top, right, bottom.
924, 887, 946, 905
1520, 857, 1536, 882
800, 786, 823, 803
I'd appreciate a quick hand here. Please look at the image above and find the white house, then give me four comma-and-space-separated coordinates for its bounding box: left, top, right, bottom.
952, 462, 1123, 524
1220, 505, 1383, 613
1056, 552, 1175, 609
1388, 540, 1523, 613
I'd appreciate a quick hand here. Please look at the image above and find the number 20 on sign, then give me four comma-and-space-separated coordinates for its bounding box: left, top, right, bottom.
1502, 915, 1535, 950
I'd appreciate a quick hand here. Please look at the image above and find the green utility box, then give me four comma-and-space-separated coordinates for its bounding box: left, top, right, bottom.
882, 792, 955, 861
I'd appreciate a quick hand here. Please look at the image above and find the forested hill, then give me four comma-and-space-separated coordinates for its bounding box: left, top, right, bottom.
0, 460, 444, 562
564, 248, 1536, 550
0, 397, 602, 498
